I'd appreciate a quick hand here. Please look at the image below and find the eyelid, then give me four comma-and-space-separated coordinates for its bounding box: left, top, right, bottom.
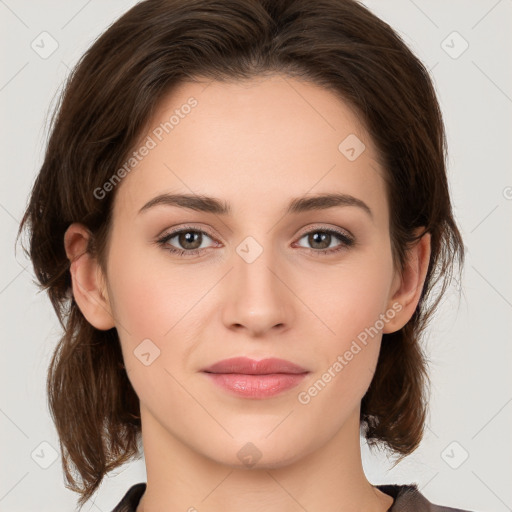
295, 223, 354, 241
156, 223, 219, 242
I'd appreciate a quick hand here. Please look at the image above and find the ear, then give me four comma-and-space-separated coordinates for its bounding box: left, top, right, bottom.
64, 223, 115, 330
383, 230, 431, 334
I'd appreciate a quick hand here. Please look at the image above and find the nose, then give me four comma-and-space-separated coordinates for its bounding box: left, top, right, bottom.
221, 240, 294, 337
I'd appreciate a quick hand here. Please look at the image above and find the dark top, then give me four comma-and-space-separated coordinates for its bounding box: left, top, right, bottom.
111, 482, 477, 512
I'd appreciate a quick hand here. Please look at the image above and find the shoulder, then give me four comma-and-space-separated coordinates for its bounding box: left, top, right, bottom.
376, 483, 478, 512
111, 483, 146, 512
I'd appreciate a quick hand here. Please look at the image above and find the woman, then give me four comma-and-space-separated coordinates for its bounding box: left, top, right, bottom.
19, 0, 472, 511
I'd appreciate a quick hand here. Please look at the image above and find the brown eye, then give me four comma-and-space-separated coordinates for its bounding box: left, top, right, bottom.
307, 231, 333, 250
295, 228, 354, 255
176, 231, 203, 250
157, 227, 217, 256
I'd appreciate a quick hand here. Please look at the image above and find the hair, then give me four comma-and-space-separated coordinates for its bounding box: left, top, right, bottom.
18, 0, 464, 507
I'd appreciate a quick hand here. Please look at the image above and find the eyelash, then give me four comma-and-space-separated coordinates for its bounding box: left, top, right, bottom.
156, 225, 355, 258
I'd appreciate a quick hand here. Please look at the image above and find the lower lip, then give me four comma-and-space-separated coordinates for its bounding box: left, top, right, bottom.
203, 372, 308, 399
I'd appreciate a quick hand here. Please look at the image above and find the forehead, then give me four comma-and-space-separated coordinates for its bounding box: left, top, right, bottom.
112, 74, 387, 223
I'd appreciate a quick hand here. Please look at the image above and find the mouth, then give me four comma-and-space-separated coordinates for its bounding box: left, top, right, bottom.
201, 356, 308, 375
201, 357, 309, 399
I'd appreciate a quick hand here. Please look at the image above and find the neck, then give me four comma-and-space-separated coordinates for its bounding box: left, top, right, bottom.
136, 407, 393, 512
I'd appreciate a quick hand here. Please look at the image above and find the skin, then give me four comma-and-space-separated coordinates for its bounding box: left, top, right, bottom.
64, 74, 430, 512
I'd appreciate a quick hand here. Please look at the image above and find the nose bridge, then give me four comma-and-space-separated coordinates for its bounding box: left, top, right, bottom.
222, 234, 292, 334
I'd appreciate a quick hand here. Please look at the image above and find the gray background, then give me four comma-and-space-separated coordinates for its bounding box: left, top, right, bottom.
1, 1, 511, 511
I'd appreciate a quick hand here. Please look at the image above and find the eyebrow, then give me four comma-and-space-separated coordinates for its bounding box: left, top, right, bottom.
138, 192, 372, 218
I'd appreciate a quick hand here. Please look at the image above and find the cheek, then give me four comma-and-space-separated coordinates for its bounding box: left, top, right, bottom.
303, 253, 394, 342
105, 249, 203, 413
298, 248, 394, 396
294, 274, 391, 435
106, 240, 204, 339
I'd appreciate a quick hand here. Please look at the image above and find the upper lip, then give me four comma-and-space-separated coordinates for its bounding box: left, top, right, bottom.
202, 357, 308, 375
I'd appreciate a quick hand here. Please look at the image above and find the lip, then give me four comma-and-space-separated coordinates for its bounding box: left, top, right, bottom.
201, 357, 308, 375
201, 357, 309, 399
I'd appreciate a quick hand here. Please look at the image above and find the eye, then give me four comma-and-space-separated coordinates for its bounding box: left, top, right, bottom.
156, 226, 218, 257
294, 227, 355, 256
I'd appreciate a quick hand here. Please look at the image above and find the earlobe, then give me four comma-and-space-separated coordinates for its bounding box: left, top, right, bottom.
64, 223, 115, 331
383, 231, 431, 334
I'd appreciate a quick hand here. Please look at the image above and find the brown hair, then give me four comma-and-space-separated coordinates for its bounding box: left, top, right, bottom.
18, 0, 464, 507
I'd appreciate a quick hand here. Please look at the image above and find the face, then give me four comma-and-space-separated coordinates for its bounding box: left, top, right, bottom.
99, 74, 404, 467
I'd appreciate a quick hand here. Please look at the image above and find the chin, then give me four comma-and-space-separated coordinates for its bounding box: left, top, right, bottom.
197, 433, 312, 471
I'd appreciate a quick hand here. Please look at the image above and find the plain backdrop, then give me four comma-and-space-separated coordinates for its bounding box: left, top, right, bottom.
1, 1, 511, 511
